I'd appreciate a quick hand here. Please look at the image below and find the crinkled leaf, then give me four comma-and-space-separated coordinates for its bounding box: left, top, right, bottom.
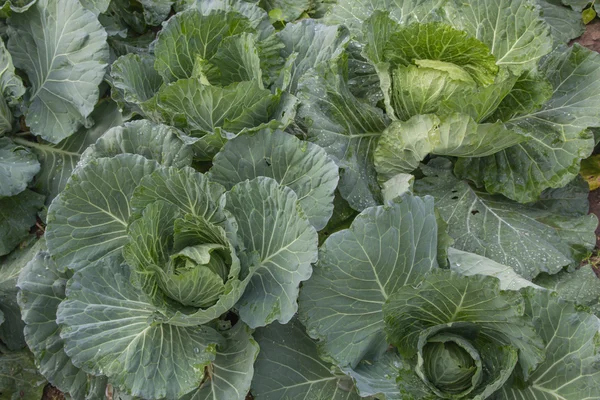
297, 70, 388, 211
374, 114, 525, 181
490, 71, 553, 122
342, 351, 421, 400
0, 190, 44, 256
225, 177, 317, 328
181, 323, 258, 400
56, 255, 223, 399
129, 166, 227, 224
415, 159, 597, 280
0, 237, 44, 350
0, 137, 40, 198
455, 45, 600, 202
444, 0, 552, 73
438, 70, 519, 122
534, 266, 600, 317
260, 0, 311, 21
210, 129, 339, 231
17, 249, 107, 398
108, 31, 155, 57
448, 248, 541, 291
7, 0, 109, 143
205, 33, 263, 87
325, 0, 444, 37
110, 53, 163, 111
299, 195, 438, 368
0, 0, 36, 13
0, 39, 25, 107
374, 115, 437, 178
79, 0, 110, 14
190, 0, 273, 34
497, 289, 600, 399
346, 27, 384, 105
0, 97, 12, 136
252, 318, 360, 400
139, 0, 173, 25
0, 350, 46, 400
532, 175, 591, 216
381, 173, 414, 204
384, 270, 545, 380
46, 154, 159, 271
537, 0, 585, 44
156, 80, 279, 141
81, 120, 193, 168
18, 100, 123, 206
384, 22, 498, 86
154, 9, 253, 82
389, 64, 470, 121
273, 20, 349, 93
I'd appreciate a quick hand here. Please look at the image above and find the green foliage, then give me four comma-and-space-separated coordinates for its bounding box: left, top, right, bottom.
0, 0, 598, 399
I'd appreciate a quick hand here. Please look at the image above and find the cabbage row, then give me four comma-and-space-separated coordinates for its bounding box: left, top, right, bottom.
1, 0, 600, 399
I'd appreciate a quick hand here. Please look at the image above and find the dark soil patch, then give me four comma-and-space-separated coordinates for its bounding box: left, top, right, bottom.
575, 19, 600, 52
588, 189, 600, 250
42, 385, 64, 400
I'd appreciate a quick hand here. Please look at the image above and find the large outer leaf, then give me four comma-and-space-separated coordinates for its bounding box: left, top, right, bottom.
205, 33, 264, 87
448, 248, 541, 291
46, 154, 159, 271
374, 114, 525, 181
181, 323, 259, 400
156, 79, 278, 138
456, 45, 600, 202
259, 0, 310, 21
414, 159, 597, 280
154, 9, 252, 82
342, 351, 427, 400
325, 0, 444, 37
0, 237, 44, 350
7, 0, 109, 143
252, 319, 360, 400
0, 190, 44, 256
190, 0, 273, 34
0, 38, 25, 107
444, 0, 552, 73
110, 53, 163, 111
496, 289, 600, 399
0, 95, 12, 136
129, 166, 227, 224
534, 266, 600, 317
79, 0, 110, 15
0, 350, 46, 399
225, 177, 317, 328
532, 175, 591, 216
0, 137, 40, 197
274, 20, 349, 93
384, 270, 545, 381
297, 70, 389, 211
139, 0, 173, 25
14, 100, 124, 206
210, 129, 339, 231
298, 195, 438, 368
81, 120, 193, 168
56, 255, 223, 400
538, 0, 585, 44
18, 249, 107, 398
